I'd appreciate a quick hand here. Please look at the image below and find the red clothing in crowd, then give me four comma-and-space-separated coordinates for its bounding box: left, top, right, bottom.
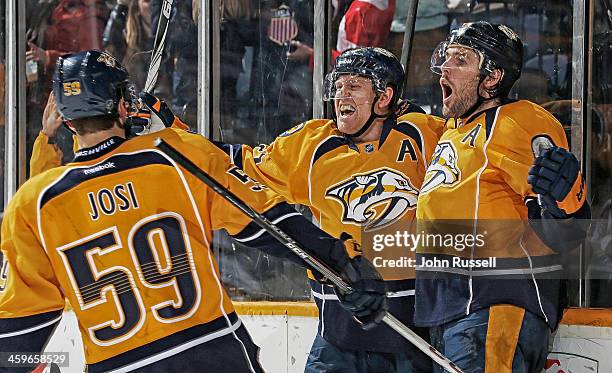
336, 0, 396, 52
39, 0, 107, 76
307, 0, 395, 70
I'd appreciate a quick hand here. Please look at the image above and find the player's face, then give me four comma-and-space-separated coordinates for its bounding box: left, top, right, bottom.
439, 46, 482, 118
333, 75, 377, 135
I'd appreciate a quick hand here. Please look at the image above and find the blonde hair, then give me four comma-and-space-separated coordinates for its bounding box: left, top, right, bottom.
125, 1, 149, 62
220, 0, 252, 20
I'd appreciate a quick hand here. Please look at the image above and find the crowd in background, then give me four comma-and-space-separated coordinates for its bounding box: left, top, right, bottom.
0, 0, 607, 305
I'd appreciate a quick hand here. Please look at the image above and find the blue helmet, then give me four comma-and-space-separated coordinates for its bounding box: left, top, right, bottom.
324, 47, 406, 110
53, 50, 132, 121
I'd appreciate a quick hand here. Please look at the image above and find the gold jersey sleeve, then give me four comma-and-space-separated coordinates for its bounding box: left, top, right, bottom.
491, 101, 585, 214
492, 102, 569, 197
29, 131, 64, 177
0, 177, 67, 317
241, 120, 334, 205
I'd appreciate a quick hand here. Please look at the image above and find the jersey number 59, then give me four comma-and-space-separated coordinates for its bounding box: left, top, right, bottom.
57, 212, 200, 346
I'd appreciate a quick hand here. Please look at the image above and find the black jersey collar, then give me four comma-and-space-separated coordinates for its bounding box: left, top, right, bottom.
73, 136, 126, 162
378, 115, 397, 148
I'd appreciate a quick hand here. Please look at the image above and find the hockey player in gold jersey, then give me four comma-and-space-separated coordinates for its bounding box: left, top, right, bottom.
0, 50, 387, 372
416, 22, 590, 372
207, 48, 444, 372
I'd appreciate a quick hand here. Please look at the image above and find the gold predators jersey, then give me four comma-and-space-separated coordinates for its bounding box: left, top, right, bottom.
418, 100, 584, 220
0, 128, 298, 370
241, 113, 444, 256
414, 100, 586, 329
231, 111, 444, 353
29, 131, 65, 177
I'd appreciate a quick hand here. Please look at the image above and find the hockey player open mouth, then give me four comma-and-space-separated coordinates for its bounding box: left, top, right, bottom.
339, 103, 357, 118
440, 78, 453, 104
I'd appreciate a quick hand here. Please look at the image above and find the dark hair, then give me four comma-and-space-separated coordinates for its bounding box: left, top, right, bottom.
69, 115, 119, 136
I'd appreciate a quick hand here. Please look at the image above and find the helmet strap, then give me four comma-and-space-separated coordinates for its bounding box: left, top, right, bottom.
63, 120, 76, 135
459, 75, 499, 120
348, 95, 389, 138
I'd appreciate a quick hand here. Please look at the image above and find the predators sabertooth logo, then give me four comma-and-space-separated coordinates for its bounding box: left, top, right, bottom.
420, 141, 461, 194
96, 52, 117, 68
325, 168, 419, 231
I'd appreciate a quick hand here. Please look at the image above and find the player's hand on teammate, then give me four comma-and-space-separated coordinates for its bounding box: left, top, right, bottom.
332, 234, 388, 329
126, 92, 188, 136
41, 92, 63, 139
528, 146, 580, 218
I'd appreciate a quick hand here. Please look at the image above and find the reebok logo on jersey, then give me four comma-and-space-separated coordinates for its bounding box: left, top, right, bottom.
421, 141, 461, 194
83, 162, 116, 175
325, 168, 418, 231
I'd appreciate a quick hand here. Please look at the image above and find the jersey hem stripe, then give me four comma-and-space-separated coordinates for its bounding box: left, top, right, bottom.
0, 313, 62, 339
311, 288, 415, 301
106, 318, 243, 373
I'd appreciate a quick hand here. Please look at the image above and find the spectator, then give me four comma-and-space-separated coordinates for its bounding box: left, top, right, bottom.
336, 0, 395, 52
150, 0, 198, 126
103, 0, 155, 92
288, 0, 395, 75
218, 0, 257, 138
25, 0, 108, 174
27, 0, 107, 80
249, 0, 316, 142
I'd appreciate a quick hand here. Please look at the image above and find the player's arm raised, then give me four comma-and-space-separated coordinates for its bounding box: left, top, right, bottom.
225, 126, 314, 206
29, 92, 65, 177
136, 91, 313, 204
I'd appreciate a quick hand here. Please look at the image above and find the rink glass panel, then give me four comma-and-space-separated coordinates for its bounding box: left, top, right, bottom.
5, 1, 610, 305
586, 0, 612, 308
210, 0, 315, 301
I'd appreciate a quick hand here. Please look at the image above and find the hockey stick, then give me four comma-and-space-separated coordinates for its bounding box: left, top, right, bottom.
129, 0, 174, 135
144, 0, 174, 93
154, 138, 464, 373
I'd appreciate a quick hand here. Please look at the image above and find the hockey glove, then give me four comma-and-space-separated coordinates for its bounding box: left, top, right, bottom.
528, 146, 580, 218
332, 234, 388, 330
125, 92, 188, 137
